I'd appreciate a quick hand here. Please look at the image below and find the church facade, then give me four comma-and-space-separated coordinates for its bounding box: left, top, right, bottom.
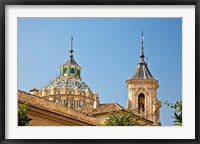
22, 33, 161, 126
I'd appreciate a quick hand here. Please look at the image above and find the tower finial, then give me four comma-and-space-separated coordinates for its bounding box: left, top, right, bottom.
141, 30, 144, 45
71, 36, 73, 49
140, 30, 145, 63
69, 36, 73, 58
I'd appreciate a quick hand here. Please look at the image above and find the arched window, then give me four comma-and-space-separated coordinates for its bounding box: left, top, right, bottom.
64, 68, 67, 74
138, 94, 145, 114
77, 69, 80, 77
71, 67, 75, 74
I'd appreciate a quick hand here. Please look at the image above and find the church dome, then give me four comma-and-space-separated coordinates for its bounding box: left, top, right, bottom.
29, 37, 100, 110
46, 37, 91, 92
46, 77, 91, 91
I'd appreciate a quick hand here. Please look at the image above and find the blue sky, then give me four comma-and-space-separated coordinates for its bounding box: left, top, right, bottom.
18, 18, 182, 126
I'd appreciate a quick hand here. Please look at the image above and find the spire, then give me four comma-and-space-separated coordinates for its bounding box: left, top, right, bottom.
129, 31, 154, 80
140, 30, 145, 63
64, 36, 80, 67
69, 36, 74, 58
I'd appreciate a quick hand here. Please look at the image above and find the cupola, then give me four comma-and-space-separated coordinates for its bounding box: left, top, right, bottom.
60, 37, 81, 79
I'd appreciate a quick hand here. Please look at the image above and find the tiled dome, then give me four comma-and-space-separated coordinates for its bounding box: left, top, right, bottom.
46, 77, 90, 91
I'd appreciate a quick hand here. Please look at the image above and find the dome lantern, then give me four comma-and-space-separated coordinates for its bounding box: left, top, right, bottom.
60, 37, 81, 79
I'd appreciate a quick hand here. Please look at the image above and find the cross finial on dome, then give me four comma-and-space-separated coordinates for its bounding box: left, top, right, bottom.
69, 36, 74, 58
64, 36, 80, 67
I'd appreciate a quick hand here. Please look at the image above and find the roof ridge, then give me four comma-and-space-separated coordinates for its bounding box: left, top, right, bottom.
19, 90, 91, 113
113, 102, 125, 109
98, 102, 124, 109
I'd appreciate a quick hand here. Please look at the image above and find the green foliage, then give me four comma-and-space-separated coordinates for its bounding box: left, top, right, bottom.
162, 100, 182, 126
18, 102, 32, 126
104, 110, 140, 126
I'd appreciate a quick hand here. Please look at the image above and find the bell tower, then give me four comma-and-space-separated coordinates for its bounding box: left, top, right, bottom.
126, 31, 161, 126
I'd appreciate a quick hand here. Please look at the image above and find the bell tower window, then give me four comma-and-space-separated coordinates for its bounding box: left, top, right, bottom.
138, 94, 145, 114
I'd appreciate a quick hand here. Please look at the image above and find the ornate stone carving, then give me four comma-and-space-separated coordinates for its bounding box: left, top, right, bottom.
153, 99, 161, 114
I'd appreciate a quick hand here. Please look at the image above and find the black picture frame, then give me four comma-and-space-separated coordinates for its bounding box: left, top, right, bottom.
0, 0, 199, 144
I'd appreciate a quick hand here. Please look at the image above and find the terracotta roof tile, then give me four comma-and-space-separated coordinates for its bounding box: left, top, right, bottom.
18, 90, 102, 126
77, 102, 124, 115
77, 102, 153, 124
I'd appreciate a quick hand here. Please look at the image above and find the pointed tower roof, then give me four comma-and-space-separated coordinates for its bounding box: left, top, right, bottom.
129, 31, 154, 80
65, 37, 80, 67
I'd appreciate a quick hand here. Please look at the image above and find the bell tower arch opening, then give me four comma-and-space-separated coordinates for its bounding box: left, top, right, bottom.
138, 93, 145, 114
